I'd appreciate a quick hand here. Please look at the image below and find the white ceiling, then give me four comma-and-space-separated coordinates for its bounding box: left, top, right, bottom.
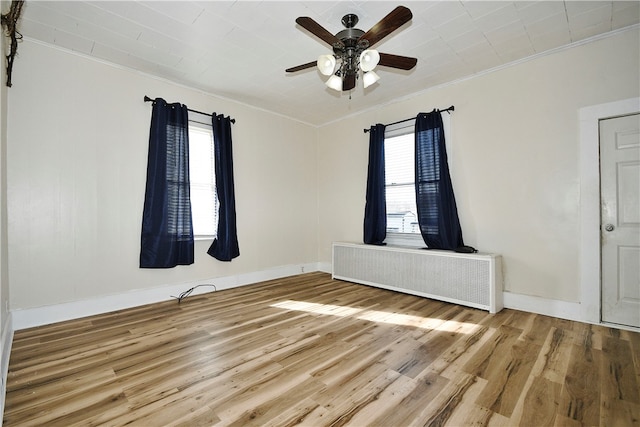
18, 1, 640, 126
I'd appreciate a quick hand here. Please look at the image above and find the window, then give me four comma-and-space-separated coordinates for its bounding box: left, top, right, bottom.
384, 114, 451, 246
385, 132, 420, 235
188, 123, 218, 238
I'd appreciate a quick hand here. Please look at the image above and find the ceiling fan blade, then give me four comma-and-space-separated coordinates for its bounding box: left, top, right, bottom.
286, 61, 317, 73
378, 53, 417, 70
296, 17, 344, 48
358, 6, 413, 48
342, 73, 356, 91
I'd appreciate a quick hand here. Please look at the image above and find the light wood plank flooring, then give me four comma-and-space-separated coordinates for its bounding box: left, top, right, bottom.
4, 272, 640, 426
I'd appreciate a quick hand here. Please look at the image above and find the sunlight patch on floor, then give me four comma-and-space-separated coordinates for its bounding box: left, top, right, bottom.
271, 300, 363, 317
270, 300, 479, 334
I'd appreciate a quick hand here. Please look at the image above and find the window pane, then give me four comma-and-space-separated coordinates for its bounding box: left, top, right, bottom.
386, 185, 419, 233
190, 185, 217, 236
189, 128, 214, 184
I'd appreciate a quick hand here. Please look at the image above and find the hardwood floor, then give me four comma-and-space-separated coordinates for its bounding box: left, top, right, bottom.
4, 272, 639, 426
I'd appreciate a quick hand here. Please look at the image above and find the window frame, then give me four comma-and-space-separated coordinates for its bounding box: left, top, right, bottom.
188, 118, 218, 240
383, 113, 452, 248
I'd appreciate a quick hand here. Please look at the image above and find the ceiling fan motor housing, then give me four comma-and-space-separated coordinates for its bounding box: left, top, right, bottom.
334, 20, 367, 77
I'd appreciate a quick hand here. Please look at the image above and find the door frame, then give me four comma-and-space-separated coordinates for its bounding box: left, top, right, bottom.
579, 97, 640, 327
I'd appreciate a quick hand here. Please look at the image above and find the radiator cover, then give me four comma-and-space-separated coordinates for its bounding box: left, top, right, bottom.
332, 242, 503, 313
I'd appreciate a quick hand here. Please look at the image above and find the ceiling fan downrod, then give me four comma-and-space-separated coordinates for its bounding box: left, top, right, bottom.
341, 13, 358, 28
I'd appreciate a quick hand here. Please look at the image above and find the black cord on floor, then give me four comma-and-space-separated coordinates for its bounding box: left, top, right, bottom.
171, 284, 217, 303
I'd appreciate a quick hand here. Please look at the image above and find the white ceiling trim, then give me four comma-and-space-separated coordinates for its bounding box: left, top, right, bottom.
318, 23, 640, 127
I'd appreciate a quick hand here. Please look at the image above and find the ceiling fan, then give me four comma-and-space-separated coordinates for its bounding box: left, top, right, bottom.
286, 6, 417, 92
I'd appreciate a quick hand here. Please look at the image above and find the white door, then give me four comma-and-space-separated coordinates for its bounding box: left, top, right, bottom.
600, 113, 640, 328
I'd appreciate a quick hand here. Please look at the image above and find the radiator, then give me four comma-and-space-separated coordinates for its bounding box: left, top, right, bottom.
332, 242, 503, 313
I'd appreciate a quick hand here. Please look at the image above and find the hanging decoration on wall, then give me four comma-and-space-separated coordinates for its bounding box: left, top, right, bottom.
1, 0, 25, 87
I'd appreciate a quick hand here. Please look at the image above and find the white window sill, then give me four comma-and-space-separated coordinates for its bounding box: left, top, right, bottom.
384, 233, 425, 249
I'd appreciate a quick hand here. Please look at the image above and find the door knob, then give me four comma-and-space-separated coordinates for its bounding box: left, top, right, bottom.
604, 224, 615, 232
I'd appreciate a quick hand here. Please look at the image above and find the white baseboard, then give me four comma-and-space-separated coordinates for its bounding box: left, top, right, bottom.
317, 261, 332, 274
11, 262, 321, 331
1, 312, 13, 427
503, 291, 640, 332
502, 291, 584, 322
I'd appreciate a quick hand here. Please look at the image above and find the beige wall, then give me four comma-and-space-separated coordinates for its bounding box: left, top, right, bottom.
7, 40, 318, 310
317, 27, 640, 303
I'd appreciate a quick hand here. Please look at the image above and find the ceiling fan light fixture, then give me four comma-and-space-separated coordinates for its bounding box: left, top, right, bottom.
359, 49, 380, 72
317, 54, 336, 76
326, 74, 343, 91
362, 70, 380, 88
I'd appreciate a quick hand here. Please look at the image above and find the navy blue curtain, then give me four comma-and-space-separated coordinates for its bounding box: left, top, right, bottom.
415, 111, 464, 250
140, 99, 194, 268
363, 124, 387, 245
207, 114, 240, 261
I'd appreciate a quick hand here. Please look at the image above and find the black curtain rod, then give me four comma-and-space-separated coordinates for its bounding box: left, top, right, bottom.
363, 105, 454, 133
144, 96, 235, 124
